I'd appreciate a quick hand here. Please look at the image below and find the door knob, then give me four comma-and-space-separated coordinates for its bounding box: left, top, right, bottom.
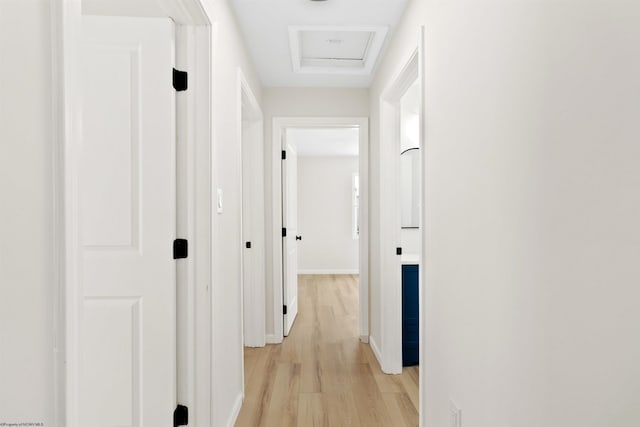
296, 235, 302, 241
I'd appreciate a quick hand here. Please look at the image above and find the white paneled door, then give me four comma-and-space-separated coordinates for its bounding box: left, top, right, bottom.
79, 16, 176, 427
282, 135, 299, 336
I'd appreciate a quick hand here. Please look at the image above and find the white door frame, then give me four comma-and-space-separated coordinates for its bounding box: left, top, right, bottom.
418, 27, 426, 427
378, 45, 424, 375
270, 117, 370, 343
52, 1, 213, 426
238, 68, 266, 350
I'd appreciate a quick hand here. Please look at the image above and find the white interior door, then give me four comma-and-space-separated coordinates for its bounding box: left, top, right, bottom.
282, 135, 299, 336
79, 16, 176, 427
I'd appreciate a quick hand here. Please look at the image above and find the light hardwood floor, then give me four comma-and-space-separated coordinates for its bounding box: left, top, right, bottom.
235, 274, 419, 427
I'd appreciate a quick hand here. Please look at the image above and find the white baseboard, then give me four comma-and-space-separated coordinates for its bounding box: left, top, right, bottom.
265, 334, 282, 344
369, 335, 384, 370
244, 342, 266, 348
359, 335, 369, 343
226, 392, 243, 427
298, 269, 359, 275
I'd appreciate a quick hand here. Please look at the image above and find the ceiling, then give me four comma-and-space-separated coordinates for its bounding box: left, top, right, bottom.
287, 128, 359, 157
230, 0, 409, 88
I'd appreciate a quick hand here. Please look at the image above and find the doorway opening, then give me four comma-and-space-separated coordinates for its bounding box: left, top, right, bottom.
270, 117, 369, 343
282, 127, 362, 337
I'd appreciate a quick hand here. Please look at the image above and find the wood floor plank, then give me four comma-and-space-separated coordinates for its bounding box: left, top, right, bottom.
382, 392, 419, 427
261, 362, 301, 427
297, 393, 328, 427
235, 274, 419, 426
395, 391, 420, 427
325, 392, 362, 427
350, 363, 394, 426
236, 346, 278, 427
400, 366, 420, 410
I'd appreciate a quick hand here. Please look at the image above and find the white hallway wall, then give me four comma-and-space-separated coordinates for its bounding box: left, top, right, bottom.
370, 0, 640, 426
263, 87, 369, 339
297, 156, 359, 274
0, 1, 263, 426
202, 1, 263, 425
0, 0, 55, 424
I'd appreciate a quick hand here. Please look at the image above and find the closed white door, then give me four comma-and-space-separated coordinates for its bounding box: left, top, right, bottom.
79, 16, 176, 427
282, 135, 299, 336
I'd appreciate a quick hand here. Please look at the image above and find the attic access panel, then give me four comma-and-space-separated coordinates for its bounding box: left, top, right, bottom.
301, 30, 371, 62
289, 26, 388, 75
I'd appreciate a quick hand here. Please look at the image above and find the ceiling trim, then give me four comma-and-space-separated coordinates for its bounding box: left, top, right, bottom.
288, 25, 388, 75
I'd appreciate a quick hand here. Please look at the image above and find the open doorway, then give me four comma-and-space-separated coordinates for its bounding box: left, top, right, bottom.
399, 81, 421, 368
282, 127, 361, 336
270, 117, 369, 343
377, 47, 424, 377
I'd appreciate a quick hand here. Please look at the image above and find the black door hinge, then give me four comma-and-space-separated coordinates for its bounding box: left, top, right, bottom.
173, 239, 188, 259
246, 241, 252, 249
283, 305, 287, 315
282, 150, 286, 160
173, 68, 188, 91
174, 404, 188, 427
396, 247, 403, 256
282, 227, 287, 237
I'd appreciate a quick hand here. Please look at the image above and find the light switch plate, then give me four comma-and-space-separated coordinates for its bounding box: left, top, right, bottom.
450, 400, 461, 427
217, 189, 223, 214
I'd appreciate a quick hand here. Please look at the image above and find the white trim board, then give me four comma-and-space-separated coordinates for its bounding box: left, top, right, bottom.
418, 26, 426, 427
298, 269, 359, 275
270, 117, 370, 344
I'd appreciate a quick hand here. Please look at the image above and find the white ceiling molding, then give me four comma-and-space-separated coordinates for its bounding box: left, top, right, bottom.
289, 25, 388, 75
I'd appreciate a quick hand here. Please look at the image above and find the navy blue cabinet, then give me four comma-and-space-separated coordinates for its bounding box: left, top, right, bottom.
402, 264, 419, 366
